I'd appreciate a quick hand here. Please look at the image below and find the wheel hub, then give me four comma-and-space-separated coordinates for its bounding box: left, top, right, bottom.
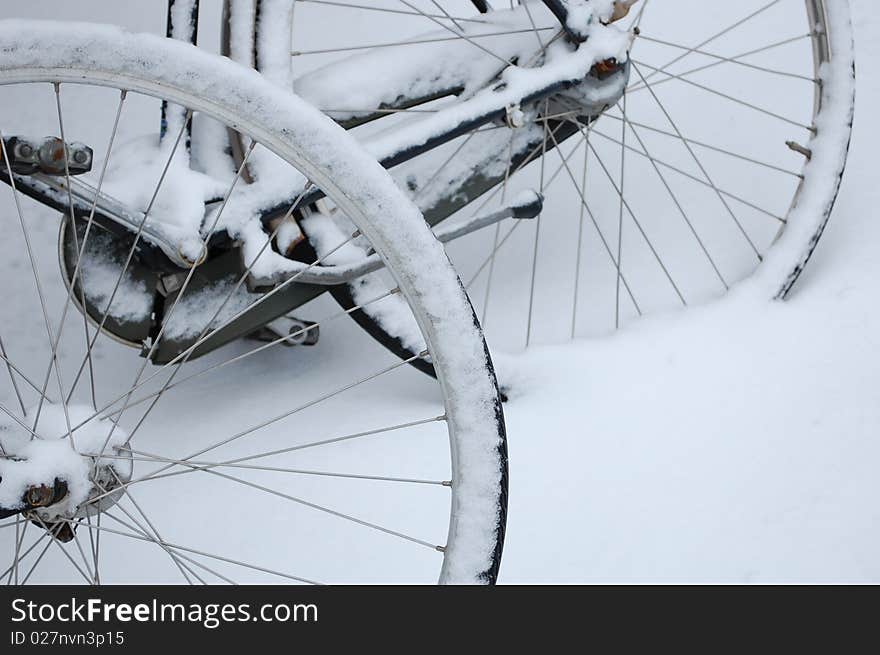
0, 404, 133, 533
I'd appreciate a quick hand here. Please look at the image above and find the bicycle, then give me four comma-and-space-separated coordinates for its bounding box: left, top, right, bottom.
0, 0, 854, 583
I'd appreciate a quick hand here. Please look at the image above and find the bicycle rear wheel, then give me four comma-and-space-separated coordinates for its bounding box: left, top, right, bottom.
239, 0, 854, 355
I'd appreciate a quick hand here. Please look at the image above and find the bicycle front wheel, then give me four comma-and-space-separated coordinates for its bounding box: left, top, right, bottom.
0, 19, 506, 584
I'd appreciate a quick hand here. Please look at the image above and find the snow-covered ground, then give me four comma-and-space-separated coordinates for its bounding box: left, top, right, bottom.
0, 1, 877, 583
501, 1, 880, 582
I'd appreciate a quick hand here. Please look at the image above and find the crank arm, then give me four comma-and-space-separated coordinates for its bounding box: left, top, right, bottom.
433, 190, 543, 243
249, 192, 543, 288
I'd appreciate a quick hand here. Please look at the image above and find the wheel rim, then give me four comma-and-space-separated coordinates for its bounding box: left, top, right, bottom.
0, 22, 507, 584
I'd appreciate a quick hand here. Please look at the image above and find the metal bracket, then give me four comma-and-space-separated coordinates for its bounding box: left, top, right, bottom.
1, 136, 92, 176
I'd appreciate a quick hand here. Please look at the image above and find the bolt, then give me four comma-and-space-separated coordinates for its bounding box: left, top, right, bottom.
72, 149, 89, 164
17, 143, 33, 158
505, 104, 526, 129
25, 484, 55, 507
23, 478, 67, 508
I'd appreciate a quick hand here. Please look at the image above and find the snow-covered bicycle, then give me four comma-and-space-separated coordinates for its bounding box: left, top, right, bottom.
0, 0, 854, 584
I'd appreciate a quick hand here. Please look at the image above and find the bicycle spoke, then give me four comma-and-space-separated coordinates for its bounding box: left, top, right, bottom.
429, 0, 464, 32
627, 34, 812, 94
621, 111, 729, 290
588, 127, 787, 223
615, 92, 627, 329
300, 0, 487, 24
84, 512, 99, 584
136, 459, 444, 551
290, 27, 554, 56
521, 0, 546, 50
0, 345, 58, 406
100, 504, 224, 584
28, 517, 92, 584
600, 112, 803, 179
525, 108, 549, 346
102, 473, 203, 585
90, 516, 321, 584
94, 513, 102, 584
480, 133, 515, 327
7, 519, 27, 585
159, 348, 430, 466
69, 523, 97, 584
635, 33, 816, 83
398, 0, 520, 65
60, 179, 359, 443
631, 58, 813, 132
105, 140, 259, 454
60, 90, 127, 408
630, 61, 763, 258
546, 123, 641, 315
106, 288, 399, 420
65, 111, 193, 420
50, 83, 99, 412
465, 124, 587, 290
585, 129, 687, 305
79, 415, 447, 508
125, 448, 448, 486
0, 336, 26, 418
0, 400, 44, 440
0, 132, 74, 441
99, 144, 261, 454
638, 0, 783, 86
415, 130, 481, 203
8, 531, 53, 585
571, 123, 590, 338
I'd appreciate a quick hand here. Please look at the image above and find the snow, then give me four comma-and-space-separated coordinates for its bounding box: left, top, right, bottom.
293, 4, 564, 122
101, 134, 227, 258
0, 0, 877, 584
496, 0, 880, 582
162, 278, 255, 341
77, 229, 153, 323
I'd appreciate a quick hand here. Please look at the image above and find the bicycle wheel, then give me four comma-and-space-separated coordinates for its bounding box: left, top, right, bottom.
0, 20, 507, 584
241, 0, 854, 354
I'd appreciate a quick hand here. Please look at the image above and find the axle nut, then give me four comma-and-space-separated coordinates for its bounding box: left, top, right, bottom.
25, 484, 55, 508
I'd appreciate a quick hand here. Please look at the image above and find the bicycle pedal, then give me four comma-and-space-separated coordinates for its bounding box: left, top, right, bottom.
247, 316, 319, 347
